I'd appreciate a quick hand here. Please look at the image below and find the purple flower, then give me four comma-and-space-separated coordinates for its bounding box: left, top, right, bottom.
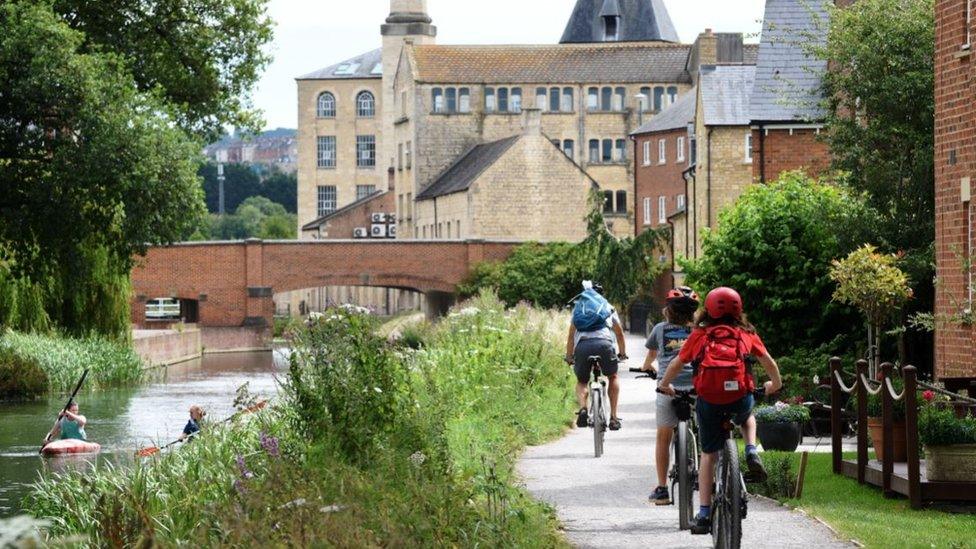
260, 431, 280, 458
233, 478, 247, 495
235, 454, 254, 479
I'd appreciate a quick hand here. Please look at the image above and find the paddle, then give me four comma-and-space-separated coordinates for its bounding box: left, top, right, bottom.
40, 369, 90, 453
135, 400, 268, 458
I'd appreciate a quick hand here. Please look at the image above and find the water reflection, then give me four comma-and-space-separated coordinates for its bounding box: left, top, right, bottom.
0, 350, 283, 517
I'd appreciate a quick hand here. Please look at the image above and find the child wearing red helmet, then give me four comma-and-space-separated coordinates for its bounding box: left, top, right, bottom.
658, 287, 782, 535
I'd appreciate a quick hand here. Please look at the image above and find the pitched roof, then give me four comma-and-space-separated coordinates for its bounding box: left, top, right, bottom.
416, 136, 521, 200
632, 86, 696, 134
749, 0, 829, 123
701, 65, 756, 126
301, 190, 386, 231
297, 49, 383, 80
561, 0, 680, 44
411, 43, 692, 84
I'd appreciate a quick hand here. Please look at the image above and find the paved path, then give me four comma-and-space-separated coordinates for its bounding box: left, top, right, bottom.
518, 335, 855, 548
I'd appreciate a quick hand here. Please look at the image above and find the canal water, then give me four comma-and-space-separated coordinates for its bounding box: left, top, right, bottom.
0, 350, 287, 518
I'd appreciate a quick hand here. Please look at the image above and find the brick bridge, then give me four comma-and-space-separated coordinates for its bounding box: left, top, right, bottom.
131, 239, 517, 329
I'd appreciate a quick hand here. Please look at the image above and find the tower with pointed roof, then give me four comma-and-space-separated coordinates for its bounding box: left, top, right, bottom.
560, 0, 680, 43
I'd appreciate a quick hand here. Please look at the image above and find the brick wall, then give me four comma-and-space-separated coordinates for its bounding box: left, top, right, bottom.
131, 240, 516, 328
751, 127, 831, 182
935, 0, 976, 380
302, 190, 396, 239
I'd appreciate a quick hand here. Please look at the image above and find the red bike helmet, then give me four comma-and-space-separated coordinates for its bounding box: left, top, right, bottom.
704, 287, 743, 319
666, 286, 700, 304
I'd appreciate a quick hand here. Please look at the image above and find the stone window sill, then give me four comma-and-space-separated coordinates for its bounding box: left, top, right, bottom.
955, 45, 971, 59
317, 166, 336, 170
394, 116, 410, 125
430, 111, 473, 116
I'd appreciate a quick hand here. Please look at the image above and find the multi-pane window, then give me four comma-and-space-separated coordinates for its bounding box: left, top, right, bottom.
540, 86, 573, 113
357, 185, 376, 200
677, 194, 686, 211
589, 139, 600, 163
603, 190, 614, 213
486, 87, 520, 113
356, 91, 375, 117
643, 141, 651, 166
434, 87, 471, 114
677, 136, 686, 162
643, 198, 652, 225
658, 139, 666, 164
616, 191, 627, 214
563, 139, 575, 159
317, 136, 336, 168
658, 196, 666, 223
316, 186, 337, 217
317, 92, 336, 118
745, 133, 753, 162
615, 139, 626, 162
602, 139, 613, 163
356, 135, 376, 168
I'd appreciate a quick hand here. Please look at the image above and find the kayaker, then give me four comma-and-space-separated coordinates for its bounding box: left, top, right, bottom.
50, 402, 88, 442
180, 405, 205, 441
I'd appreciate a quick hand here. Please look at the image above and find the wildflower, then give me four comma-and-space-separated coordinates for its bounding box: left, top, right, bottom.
923, 390, 935, 402
235, 455, 255, 479
409, 451, 427, 467
233, 479, 247, 495
260, 431, 281, 458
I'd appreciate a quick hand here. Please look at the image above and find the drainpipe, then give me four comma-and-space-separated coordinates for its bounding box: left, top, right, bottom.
632, 135, 639, 237
433, 197, 438, 239
706, 127, 714, 230
758, 123, 767, 184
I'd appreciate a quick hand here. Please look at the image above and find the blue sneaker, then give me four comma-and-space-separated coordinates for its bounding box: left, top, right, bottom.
690, 513, 711, 535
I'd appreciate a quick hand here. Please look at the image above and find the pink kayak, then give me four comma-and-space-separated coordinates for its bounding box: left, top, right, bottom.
41, 439, 101, 456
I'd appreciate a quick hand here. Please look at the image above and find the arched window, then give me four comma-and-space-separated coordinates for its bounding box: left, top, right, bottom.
653, 87, 665, 111
446, 88, 457, 113
587, 87, 599, 111
588, 139, 600, 163
549, 87, 560, 112
667, 86, 679, 106
511, 88, 522, 113
562, 88, 574, 112
615, 139, 626, 161
602, 139, 613, 162
433, 88, 444, 113
498, 87, 509, 112
639, 87, 652, 112
317, 92, 336, 118
601, 87, 613, 111
614, 87, 626, 111
356, 91, 375, 117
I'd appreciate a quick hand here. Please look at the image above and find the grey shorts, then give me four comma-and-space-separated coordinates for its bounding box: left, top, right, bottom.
656, 390, 694, 428
573, 338, 618, 383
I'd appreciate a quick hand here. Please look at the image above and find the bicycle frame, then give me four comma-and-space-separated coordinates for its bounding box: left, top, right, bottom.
588, 357, 609, 458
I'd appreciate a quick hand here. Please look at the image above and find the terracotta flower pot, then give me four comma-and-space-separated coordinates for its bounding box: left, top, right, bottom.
925, 444, 976, 482
757, 421, 803, 452
867, 417, 907, 462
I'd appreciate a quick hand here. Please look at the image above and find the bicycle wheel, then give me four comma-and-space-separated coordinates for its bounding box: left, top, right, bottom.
677, 422, 695, 530
714, 439, 742, 549
593, 389, 605, 458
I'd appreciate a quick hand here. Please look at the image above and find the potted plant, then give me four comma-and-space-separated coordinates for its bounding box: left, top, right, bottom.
864, 382, 908, 462
919, 392, 976, 482
755, 402, 810, 452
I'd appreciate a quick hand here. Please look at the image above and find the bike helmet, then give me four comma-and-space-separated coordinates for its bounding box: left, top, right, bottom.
704, 287, 743, 319
582, 280, 605, 295
666, 286, 699, 304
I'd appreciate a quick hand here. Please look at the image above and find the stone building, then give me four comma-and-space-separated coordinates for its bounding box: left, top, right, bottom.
749, 0, 831, 183
934, 0, 976, 384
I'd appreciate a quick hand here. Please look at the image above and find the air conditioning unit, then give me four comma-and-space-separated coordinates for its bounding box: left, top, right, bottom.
353, 227, 368, 239
371, 224, 388, 238
387, 224, 397, 238
387, 213, 398, 223
371, 212, 387, 224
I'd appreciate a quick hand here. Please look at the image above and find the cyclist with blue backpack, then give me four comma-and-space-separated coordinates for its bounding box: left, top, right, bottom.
658, 287, 782, 534
565, 281, 628, 431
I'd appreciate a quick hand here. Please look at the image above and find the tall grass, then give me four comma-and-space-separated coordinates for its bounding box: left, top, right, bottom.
0, 331, 144, 398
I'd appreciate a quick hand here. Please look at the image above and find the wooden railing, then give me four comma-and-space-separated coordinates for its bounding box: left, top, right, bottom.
830, 358, 922, 508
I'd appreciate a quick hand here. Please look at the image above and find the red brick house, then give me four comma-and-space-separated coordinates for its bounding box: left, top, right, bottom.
934, 0, 976, 386
749, 0, 832, 182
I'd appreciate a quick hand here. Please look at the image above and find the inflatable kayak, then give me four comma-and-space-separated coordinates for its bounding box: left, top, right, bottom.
41, 439, 101, 456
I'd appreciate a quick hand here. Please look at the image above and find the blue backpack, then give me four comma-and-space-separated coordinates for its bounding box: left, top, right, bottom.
572, 289, 613, 332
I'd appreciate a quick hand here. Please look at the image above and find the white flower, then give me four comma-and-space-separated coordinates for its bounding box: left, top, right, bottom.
409, 451, 427, 467
373, 387, 383, 393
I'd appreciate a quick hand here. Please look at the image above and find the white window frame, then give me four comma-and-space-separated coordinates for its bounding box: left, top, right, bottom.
317, 92, 336, 118
744, 133, 753, 163
356, 135, 376, 168
677, 194, 686, 211
658, 139, 666, 165
643, 197, 652, 225
642, 141, 651, 166
967, 0, 973, 49
658, 196, 666, 224
316, 185, 337, 217
316, 136, 336, 169
356, 185, 376, 201
356, 91, 375, 118
677, 136, 686, 162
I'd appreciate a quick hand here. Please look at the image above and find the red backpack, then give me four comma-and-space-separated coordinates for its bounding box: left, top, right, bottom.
692, 326, 755, 404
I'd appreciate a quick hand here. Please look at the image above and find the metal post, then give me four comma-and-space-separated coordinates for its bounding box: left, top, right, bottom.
217, 162, 226, 215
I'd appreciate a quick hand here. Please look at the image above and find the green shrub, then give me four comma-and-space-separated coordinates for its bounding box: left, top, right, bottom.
918, 405, 976, 447
682, 171, 878, 356
272, 315, 301, 339
744, 451, 798, 499
776, 342, 837, 400
0, 347, 48, 399
755, 404, 811, 424
0, 331, 144, 393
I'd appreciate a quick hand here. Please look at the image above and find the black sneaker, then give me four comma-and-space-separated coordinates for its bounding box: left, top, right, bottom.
576, 408, 589, 428
648, 486, 671, 505
746, 452, 768, 483
690, 513, 711, 535
609, 417, 622, 431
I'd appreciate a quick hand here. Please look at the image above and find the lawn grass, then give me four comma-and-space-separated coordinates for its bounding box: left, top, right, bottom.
771, 452, 976, 548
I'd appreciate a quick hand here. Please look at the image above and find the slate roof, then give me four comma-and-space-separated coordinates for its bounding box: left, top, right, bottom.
561, 0, 680, 44
749, 0, 829, 123
416, 136, 521, 201
297, 49, 383, 80
301, 190, 386, 231
631, 86, 696, 135
701, 65, 756, 126
411, 43, 692, 84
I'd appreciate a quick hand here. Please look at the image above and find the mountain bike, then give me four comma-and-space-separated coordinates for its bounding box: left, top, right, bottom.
659, 387, 699, 531
587, 355, 610, 458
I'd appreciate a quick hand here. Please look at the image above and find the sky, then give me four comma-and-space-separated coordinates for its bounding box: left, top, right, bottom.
253, 0, 767, 130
